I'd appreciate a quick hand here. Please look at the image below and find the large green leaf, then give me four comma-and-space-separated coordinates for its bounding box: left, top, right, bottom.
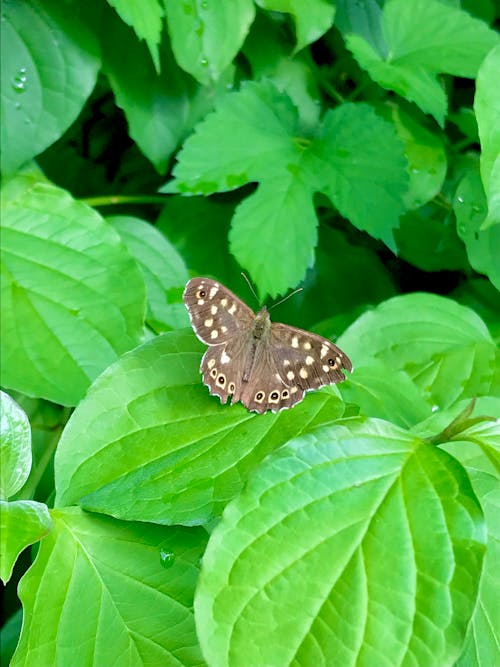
0, 500, 52, 584
168, 81, 407, 298
0, 391, 31, 499
345, 0, 499, 125
12, 508, 207, 667
338, 293, 496, 409
474, 43, 500, 227
0, 0, 100, 173
0, 175, 146, 406
55, 331, 345, 525
195, 418, 485, 667
164, 0, 255, 85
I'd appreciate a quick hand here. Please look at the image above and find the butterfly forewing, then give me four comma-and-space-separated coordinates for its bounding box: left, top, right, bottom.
270, 323, 353, 391
183, 278, 254, 344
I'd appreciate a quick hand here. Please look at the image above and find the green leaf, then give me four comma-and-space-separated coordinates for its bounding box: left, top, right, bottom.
474, 43, 500, 228
257, 0, 336, 53
12, 508, 207, 667
109, 215, 189, 332
452, 279, 500, 342
0, 391, 31, 499
169, 81, 407, 297
454, 471, 500, 667
0, 0, 100, 174
338, 361, 431, 428
164, 0, 255, 85
106, 0, 163, 72
455, 167, 500, 291
345, 0, 499, 125
0, 500, 52, 584
195, 418, 485, 667
102, 10, 221, 174
55, 330, 345, 525
1, 176, 146, 406
0, 609, 22, 667
338, 293, 496, 409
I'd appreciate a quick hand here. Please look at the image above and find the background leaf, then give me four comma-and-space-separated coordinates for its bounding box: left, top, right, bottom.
195, 418, 485, 667
12, 508, 207, 667
338, 293, 496, 409
1, 175, 146, 406
0, 391, 31, 499
164, 0, 255, 84
0, 0, 100, 173
0, 500, 52, 584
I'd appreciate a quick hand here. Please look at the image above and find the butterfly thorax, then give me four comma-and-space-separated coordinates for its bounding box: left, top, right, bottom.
252, 307, 271, 340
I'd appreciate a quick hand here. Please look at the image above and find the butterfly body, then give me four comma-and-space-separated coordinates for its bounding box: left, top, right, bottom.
183, 277, 352, 414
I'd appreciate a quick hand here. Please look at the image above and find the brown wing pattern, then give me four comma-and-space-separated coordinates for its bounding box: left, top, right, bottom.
183, 277, 254, 345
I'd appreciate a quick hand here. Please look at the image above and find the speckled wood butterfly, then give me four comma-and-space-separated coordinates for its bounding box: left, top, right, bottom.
183, 277, 353, 414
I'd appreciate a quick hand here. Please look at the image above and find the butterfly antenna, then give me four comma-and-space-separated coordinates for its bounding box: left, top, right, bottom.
240, 272, 260, 305
269, 287, 303, 311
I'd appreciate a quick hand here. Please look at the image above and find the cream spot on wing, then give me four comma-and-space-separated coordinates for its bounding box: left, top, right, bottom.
204, 318, 213, 327
322, 364, 329, 373
221, 298, 228, 307
305, 355, 314, 366
336, 356, 342, 368
291, 335, 299, 348
303, 341, 312, 350
208, 359, 216, 369
209, 286, 218, 298
210, 368, 217, 378
228, 382, 235, 393
286, 371, 295, 381
221, 351, 231, 364
211, 305, 218, 315
198, 299, 205, 305
290, 387, 298, 394
254, 391, 265, 403
275, 373, 281, 381
221, 325, 228, 333
228, 303, 237, 315
210, 330, 219, 339
269, 390, 280, 404
320, 344, 328, 358
299, 368, 308, 379
283, 359, 290, 366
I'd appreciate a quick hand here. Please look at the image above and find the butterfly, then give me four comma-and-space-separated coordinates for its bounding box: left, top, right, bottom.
183, 277, 352, 414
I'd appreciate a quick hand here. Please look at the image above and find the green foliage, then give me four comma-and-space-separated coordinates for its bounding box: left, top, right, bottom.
0, 0, 499, 666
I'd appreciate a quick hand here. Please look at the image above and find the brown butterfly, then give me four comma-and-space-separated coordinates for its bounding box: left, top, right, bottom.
183, 277, 352, 414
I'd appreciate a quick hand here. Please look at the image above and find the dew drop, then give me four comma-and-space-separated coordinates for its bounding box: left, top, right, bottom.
456, 195, 464, 204
200, 56, 209, 67
159, 548, 175, 569
431, 405, 439, 413
12, 67, 28, 92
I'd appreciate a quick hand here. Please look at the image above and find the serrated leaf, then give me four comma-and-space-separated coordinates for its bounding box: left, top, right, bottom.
12, 508, 207, 667
0, 177, 146, 406
106, 0, 163, 72
455, 167, 500, 291
345, 0, 499, 124
0, 500, 52, 584
0, 391, 31, 499
474, 43, 500, 228
257, 0, 335, 53
195, 418, 485, 667
0, 0, 100, 174
168, 81, 407, 297
164, 0, 255, 85
338, 293, 496, 409
109, 215, 189, 332
55, 331, 345, 525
